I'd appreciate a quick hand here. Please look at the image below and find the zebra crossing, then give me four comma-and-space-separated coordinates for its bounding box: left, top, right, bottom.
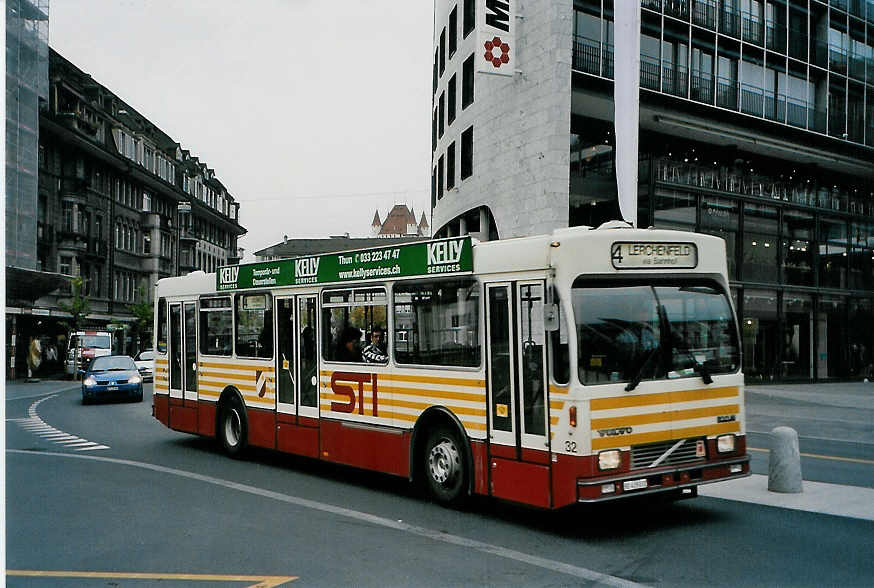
10, 395, 109, 451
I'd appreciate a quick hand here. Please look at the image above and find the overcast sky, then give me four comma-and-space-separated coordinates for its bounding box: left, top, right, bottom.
49, 0, 434, 260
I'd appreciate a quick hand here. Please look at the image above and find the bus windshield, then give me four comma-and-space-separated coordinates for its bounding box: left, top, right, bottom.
572, 279, 739, 387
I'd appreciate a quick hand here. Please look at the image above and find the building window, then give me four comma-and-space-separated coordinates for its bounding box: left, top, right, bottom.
143, 192, 152, 212
447, 142, 456, 190
438, 155, 445, 200
432, 167, 437, 208
432, 108, 438, 151
463, 0, 475, 38
462, 54, 474, 109
440, 28, 446, 75
439, 92, 445, 138
433, 48, 439, 95
448, 75, 457, 126
143, 234, 151, 255
449, 6, 458, 59
63, 201, 74, 232
59, 256, 72, 276
460, 126, 473, 180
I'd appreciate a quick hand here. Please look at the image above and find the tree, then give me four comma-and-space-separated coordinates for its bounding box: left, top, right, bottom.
58, 276, 91, 380
127, 286, 154, 354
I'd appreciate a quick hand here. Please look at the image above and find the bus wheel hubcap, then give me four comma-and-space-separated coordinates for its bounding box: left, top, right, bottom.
429, 439, 459, 485
225, 409, 241, 446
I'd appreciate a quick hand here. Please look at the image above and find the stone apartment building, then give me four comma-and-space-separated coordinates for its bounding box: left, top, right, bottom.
6, 47, 246, 378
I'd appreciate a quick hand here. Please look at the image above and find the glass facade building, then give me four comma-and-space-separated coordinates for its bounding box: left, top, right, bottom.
6, 0, 49, 270
570, 0, 874, 382
431, 0, 873, 382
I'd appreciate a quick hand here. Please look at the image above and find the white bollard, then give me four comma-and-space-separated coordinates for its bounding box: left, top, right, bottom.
768, 426, 803, 493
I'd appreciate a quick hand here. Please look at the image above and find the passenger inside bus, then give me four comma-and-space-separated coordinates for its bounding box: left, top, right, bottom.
362, 326, 388, 363
336, 326, 363, 362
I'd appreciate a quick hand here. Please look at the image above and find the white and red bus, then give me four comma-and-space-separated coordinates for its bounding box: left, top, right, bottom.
152, 224, 749, 508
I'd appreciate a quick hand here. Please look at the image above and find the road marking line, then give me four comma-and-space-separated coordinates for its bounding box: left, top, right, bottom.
7, 449, 645, 588
6, 570, 297, 587
749, 446, 874, 466
13, 396, 110, 451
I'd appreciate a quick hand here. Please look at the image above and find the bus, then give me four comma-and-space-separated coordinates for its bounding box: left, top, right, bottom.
152, 224, 749, 508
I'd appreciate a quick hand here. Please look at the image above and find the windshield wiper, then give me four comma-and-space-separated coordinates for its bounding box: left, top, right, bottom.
625, 345, 661, 392
107, 367, 129, 371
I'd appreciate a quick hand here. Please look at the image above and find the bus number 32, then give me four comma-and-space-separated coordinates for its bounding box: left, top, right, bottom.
330, 372, 379, 417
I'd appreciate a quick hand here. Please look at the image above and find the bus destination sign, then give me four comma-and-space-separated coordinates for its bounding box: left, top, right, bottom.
610, 242, 698, 270
217, 236, 473, 291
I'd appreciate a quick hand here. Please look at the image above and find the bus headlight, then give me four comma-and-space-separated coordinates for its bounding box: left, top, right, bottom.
598, 449, 621, 470
717, 434, 736, 453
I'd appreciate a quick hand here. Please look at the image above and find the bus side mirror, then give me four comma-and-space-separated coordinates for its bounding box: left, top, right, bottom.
544, 303, 559, 332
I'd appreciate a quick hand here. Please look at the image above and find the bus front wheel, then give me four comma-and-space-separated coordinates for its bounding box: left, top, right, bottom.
424, 426, 468, 506
219, 395, 248, 458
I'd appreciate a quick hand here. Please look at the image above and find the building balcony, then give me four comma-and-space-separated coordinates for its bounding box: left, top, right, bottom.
82, 238, 108, 258
179, 228, 200, 243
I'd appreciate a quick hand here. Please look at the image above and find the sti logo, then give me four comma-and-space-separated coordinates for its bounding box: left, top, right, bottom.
295, 257, 320, 278
427, 239, 464, 266
219, 266, 239, 287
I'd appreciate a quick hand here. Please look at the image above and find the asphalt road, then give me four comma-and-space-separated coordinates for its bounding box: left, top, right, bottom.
6, 383, 874, 587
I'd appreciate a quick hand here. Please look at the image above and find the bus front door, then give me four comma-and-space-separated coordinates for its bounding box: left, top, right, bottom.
485, 281, 551, 508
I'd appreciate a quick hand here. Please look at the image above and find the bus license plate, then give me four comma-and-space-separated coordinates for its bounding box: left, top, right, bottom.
107, 386, 118, 391
623, 479, 647, 491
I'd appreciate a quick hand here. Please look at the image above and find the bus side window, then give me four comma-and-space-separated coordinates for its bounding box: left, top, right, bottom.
321, 288, 387, 364
236, 293, 273, 359
157, 298, 167, 353
550, 296, 569, 385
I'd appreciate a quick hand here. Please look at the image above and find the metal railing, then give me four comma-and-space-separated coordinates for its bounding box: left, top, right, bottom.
741, 12, 764, 45
692, 0, 717, 29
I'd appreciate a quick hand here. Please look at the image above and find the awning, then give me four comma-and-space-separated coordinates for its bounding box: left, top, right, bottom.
5, 266, 68, 307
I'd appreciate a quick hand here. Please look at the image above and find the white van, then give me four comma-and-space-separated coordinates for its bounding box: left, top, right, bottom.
65, 331, 112, 375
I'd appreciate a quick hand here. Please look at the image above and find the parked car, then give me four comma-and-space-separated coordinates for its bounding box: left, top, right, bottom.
133, 350, 155, 382
81, 355, 143, 404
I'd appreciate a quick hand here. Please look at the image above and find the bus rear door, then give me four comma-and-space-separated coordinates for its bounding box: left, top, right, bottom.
485, 281, 551, 507
168, 300, 198, 433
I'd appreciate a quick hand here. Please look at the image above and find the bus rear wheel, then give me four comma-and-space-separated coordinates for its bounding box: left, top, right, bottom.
219, 395, 248, 458
424, 426, 468, 506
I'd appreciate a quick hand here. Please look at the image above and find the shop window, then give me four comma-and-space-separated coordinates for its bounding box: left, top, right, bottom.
741, 203, 778, 283
781, 209, 814, 286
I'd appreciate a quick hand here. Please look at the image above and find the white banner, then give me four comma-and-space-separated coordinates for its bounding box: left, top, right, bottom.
477, 0, 515, 76
613, 1, 641, 227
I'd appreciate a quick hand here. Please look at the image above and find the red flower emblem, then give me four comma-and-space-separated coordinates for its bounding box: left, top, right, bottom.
483, 36, 510, 68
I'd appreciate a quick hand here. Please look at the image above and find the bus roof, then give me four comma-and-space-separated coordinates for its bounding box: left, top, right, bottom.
156, 225, 728, 297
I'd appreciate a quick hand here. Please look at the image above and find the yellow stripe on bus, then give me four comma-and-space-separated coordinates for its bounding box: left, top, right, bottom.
317, 393, 487, 417
319, 370, 485, 389
199, 362, 272, 372
590, 386, 739, 411
591, 421, 741, 450
315, 406, 487, 431
590, 404, 740, 429
377, 385, 485, 403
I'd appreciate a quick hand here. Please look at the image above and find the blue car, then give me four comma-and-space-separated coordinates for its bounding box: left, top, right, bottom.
81, 355, 144, 404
